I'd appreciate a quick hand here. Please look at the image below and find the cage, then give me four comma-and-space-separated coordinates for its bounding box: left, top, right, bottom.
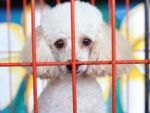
0, 0, 149, 113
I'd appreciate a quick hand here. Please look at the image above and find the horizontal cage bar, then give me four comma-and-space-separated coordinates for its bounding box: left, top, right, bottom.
0, 60, 150, 67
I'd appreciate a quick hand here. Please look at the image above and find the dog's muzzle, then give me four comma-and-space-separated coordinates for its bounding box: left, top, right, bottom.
66, 60, 80, 73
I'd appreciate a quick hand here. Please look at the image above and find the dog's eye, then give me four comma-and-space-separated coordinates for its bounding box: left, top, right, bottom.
82, 38, 92, 46
54, 39, 64, 49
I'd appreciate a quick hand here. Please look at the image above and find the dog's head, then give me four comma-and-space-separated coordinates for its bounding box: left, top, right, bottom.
22, 1, 132, 79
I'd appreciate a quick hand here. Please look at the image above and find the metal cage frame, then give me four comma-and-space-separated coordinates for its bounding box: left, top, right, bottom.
0, 0, 149, 113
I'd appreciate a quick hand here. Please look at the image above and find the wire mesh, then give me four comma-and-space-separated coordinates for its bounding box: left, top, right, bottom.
0, 0, 149, 113
6, 0, 13, 113
31, 0, 38, 112
144, 0, 150, 112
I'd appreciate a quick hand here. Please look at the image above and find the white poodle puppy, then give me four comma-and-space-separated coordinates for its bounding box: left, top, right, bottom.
22, 1, 132, 113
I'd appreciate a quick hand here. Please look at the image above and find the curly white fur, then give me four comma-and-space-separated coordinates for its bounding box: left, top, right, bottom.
22, 1, 132, 113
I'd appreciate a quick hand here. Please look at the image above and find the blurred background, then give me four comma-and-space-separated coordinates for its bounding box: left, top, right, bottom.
0, 0, 149, 113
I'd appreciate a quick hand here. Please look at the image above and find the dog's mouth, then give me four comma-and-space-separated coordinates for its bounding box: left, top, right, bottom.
66, 70, 82, 74
60, 63, 87, 75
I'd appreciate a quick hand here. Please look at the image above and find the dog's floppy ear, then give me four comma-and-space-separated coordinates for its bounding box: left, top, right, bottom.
22, 25, 58, 79
87, 23, 132, 77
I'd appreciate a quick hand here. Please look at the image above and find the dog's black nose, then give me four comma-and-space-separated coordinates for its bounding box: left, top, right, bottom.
66, 60, 79, 72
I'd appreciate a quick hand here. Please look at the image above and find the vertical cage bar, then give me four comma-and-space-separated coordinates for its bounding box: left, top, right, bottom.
90, 0, 95, 5
6, 0, 13, 112
39, 0, 44, 89
125, 0, 130, 112
110, 0, 116, 113
56, 0, 60, 4
31, 0, 38, 113
108, 0, 111, 24
39, 0, 46, 90
39, 0, 44, 17
70, 0, 77, 113
144, 0, 149, 112
23, 0, 28, 112
23, 0, 27, 39
125, 0, 129, 39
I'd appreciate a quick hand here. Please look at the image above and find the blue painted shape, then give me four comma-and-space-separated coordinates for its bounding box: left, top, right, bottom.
1, 79, 26, 113
0, 8, 22, 24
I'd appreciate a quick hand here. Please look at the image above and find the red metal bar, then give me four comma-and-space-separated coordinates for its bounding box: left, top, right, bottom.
22, 1, 28, 112
31, 0, 38, 112
2, 60, 150, 67
126, 0, 129, 39
56, 0, 60, 4
125, 0, 130, 112
70, 0, 77, 113
144, 0, 150, 112
108, 0, 111, 24
6, 0, 11, 24
39, 0, 44, 17
23, 0, 27, 39
6, 0, 11, 61
6, 0, 13, 112
90, 0, 95, 5
0, 0, 148, 113
77, 60, 150, 64
110, 0, 116, 113
39, 0, 46, 90
6, 0, 11, 62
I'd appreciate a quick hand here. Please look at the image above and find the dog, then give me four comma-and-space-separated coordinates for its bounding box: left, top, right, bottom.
22, 1, 132, 113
